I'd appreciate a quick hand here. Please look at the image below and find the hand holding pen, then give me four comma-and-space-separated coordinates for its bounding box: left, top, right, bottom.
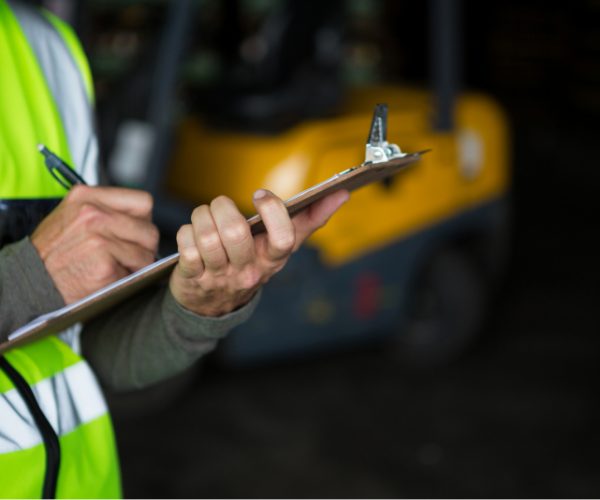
33, 145, 159, 304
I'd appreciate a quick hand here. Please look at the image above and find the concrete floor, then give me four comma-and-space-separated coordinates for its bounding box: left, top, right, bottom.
110, 131, 600, 496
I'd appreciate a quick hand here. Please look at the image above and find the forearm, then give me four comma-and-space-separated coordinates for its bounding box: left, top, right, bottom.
0, 238, 65, 342
0, 237, 258, 391
81, 284, 260, 391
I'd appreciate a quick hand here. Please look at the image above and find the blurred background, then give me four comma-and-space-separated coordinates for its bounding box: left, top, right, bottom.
43, 0, 600, 497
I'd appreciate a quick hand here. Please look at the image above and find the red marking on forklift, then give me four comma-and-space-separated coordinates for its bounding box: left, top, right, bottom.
354, 272, 382, 319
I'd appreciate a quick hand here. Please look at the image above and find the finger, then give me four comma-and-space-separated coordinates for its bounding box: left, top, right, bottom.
53, 234, 154, 279
210, 196, 255, 269
102, 236, 156, 272
191, 204, 228, 272
252, 189, 295, 261
90, 258, 130, 287
176, 224, 204, 278
291, 189, 349, 250
107, 214, 159, 253
67, 185, 154, 219
76, 203, 159, 253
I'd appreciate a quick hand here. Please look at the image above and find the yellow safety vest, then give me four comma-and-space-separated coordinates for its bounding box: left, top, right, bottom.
0, 1, 121, 497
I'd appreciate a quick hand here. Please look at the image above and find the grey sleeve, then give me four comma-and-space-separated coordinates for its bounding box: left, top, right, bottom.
81, 278, 260, 392
0, 238, 65, 342
0, 238, 259, 391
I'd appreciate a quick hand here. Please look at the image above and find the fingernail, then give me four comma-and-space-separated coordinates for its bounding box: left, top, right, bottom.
253, 189, 268, 200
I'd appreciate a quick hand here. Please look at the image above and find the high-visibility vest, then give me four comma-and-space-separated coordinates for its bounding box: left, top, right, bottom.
0, 1, 121, 497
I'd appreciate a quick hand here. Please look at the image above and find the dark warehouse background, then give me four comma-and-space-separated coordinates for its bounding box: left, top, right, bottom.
44, 0, 600, 497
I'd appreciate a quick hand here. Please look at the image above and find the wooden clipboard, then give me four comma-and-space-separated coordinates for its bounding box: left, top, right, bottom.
0, 151, 427, 354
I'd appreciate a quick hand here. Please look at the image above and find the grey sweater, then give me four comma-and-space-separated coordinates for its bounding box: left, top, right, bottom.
0, 237, 259, 390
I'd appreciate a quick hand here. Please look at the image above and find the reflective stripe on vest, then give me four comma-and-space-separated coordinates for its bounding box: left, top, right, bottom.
0, 2, 121, 497
0, 340, 121, 498
9, 0, 99, 187
0, 360, 107, 453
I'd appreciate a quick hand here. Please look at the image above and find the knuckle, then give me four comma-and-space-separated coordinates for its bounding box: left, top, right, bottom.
181, 247, 201, 266
93, 257, 118, 282
64, 190, 77, 204
221, 222, 250, 247
238, 267, 262, 290
141, 191, 154, 214
209, 276, 227, 291
87, 234, 107, 250
176, 224, 193, 247
78, 202, 95, 217
271, 232, 295, 253
191, 205, 210, 224
211, 195, 233, 209
65, 185, 88, 203
198, 231, 222, 252
78, 203, 104, 226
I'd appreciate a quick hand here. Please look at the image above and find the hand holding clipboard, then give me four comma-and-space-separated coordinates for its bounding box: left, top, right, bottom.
1, 104, 428, 354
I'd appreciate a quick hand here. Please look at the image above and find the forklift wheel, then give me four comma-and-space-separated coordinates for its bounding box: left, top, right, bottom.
390, 248, 487, 369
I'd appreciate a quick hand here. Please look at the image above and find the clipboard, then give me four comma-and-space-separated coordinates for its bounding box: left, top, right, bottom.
0, 105, 428, 354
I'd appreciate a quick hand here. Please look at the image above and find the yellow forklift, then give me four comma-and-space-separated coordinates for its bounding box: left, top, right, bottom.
167, 94, 509, 367
95, 0, 510, 367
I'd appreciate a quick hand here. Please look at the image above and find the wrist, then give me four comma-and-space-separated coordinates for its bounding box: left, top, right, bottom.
168, 274, 259, 317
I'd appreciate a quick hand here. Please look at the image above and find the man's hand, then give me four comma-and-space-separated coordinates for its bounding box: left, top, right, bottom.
170, 189, 349, 317
31, 186, 159, 304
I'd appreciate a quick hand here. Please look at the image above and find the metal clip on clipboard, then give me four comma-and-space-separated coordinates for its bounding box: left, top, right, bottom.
365, 103, 405, 164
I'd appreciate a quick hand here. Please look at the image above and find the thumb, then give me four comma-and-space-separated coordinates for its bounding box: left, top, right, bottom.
292, 190, 350, 250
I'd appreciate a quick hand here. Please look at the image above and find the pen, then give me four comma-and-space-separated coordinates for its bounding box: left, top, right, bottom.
38, 144, 87, 189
